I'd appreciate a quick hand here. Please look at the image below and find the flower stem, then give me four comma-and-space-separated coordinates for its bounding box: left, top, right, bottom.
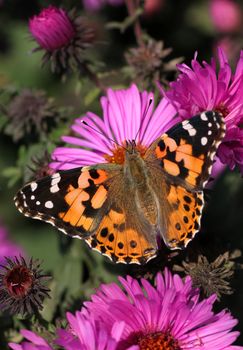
125, 0, 144, 47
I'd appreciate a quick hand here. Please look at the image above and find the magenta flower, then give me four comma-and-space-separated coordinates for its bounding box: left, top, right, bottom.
29, 6, 95, 74
84, 269, 242, 349
56, 313, 125, 350
9, 330, 53, 350
83, 0, 124, 11
50, 84, 178, 170
0, 223, 24, 265
29, 6, 75, 51
163, 47, 243, 173
209, 0, 242, 33
9, 312, 125, 350
9, 270, 242, 349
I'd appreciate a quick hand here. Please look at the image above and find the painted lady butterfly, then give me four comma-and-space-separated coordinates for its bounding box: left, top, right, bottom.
15, 111, 225, 264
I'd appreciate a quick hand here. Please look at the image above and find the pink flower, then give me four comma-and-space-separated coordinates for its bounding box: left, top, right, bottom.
163, 47, 243, 173
29, 6, 95, 75
9, 270, 242, 349
0, 223, 24, 264
56, 313, 125, 350
9, 330, 53, 350
9, 313, 125, 350
50, 84, 178, 170
83, 0, 124, 11
29, 6, 75, 51
83, 269, 242, 349
144, 0, 165, 16
209, 0, 242, 33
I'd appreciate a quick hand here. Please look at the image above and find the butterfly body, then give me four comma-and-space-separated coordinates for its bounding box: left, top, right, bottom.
15, 111, 225, 264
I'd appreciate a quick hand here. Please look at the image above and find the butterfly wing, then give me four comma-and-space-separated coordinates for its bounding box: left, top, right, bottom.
15, 165, 157, 264
145, 111, 225, 249
85, 208, 157, 264
15, 166, 114, 238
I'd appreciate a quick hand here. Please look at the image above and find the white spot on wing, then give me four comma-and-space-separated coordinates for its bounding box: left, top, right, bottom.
50, 173, 61, 193
188, 128, 196, 136
182, 122, 192, 130
30, 182, 38, 192
45, 201, 54, 209
31, 195, 35, 200
200, 112, 208, 121
182, 122, 197, 136
201, 137, 208, 145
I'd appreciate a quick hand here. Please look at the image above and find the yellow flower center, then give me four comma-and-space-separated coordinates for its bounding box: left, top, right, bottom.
103, 143, 147, 164
138, 332, 181, 350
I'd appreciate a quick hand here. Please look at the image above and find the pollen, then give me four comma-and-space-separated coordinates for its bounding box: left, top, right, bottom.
103, 143, 147, 164
138, 332, 181, 350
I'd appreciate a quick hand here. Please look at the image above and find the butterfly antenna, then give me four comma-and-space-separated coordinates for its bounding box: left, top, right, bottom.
134, 98, 153, 143
81, 120, 127, 150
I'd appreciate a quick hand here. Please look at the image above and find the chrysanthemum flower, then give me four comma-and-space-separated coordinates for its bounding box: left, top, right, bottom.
0, 256, 51, 315
29, 6, 95, 74
0, 224, 24, 264
9, 330, 53, 350
84, 269, 242, 349
50, 84, 178, 170
163, 47, 243, 173
56, 313, 125, 350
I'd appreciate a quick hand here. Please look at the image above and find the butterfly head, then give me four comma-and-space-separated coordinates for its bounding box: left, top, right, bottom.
125, 139, 137, 154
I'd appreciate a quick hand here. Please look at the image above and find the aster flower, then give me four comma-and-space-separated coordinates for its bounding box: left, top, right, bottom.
0, 224, 24, 264
0, 256, 51, 315
9, 330, 53, 350
209, 0, 242, 33
83, 0, 124, 11
29, 6, 96, 74
163, 47, 243, 173
84, 269, 242, 349
125, 39, 182, 89
5, 89, 59, 142
50, 84, 178, 170
56, 313, 125, 350
9, 311, 125, 350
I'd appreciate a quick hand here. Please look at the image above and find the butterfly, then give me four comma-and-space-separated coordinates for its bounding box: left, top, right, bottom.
15, 111, 225, 264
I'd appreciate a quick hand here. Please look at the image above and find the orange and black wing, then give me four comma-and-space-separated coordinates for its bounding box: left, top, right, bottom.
146, 111, 225, 249
15, 166, 157, 264
15, 167, 113, 238
148, 111, 225, 188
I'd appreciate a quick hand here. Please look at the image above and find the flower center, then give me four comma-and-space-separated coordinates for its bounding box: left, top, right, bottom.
214, 104, 229, 118
4, 266, 33, 298
103, 143, 147, 164
138, 332, 181, 350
